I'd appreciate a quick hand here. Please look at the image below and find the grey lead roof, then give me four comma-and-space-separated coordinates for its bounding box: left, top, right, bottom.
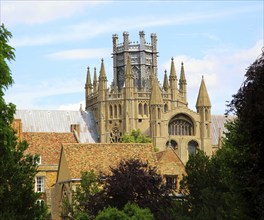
15, 109, 233, 146
15, 109, 98, 143
211, 114, 235, 145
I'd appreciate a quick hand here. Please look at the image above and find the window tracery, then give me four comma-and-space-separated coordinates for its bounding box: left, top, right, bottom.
110, 126, 122, 143
168, 114, 194, 136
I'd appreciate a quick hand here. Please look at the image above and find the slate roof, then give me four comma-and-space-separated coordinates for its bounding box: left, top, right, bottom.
23, 132, 77, 165
60, 143, 157, 179
15, 109, 98, 143
211, 115, 235, 145
15, 109, 233, 148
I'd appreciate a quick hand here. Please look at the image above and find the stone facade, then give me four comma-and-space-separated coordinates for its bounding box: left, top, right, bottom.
12, 119, 78, 210
86, 31, 213, 164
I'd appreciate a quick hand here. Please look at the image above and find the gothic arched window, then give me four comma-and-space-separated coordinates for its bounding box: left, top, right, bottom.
144, 103, 148, 115
138, 103, 143, 116
119, 104, 122, 116
188, 140, 199, 156
114, 105, 117, 118
168, 114, 194, 136
109, 105, 113, 118
164, 104, 168, 112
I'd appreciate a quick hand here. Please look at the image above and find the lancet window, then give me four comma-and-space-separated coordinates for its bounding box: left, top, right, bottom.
144, 103, 148, 115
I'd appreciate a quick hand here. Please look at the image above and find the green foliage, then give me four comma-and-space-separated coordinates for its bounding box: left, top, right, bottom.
179, 50, 264, 220
122, 129, 151, 143
95, 159, 170, 219
61, 170, 101, 219
180, 150, 244, 219
0, 23, 47, 219
96, 207, 129, 220
95, 202, 154, 220
0, 24, 14, 95
224, 50, 264, 219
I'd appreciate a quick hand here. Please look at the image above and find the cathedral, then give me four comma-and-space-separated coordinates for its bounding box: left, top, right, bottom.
13, 31, 228, 217
85, 31, 213, 164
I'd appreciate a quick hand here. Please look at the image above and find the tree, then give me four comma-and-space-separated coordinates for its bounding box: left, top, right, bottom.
95, 202, 154, 220
122, 129, 152, 143
180, 150, 244, 220
96, 159, 170, 218
178, 49, 264, 220
223, 49, 264, 219
0, 24, 46, 219
61, 170, 101, 219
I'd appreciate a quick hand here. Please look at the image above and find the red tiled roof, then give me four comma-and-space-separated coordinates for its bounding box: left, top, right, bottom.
23, 132, 77, 165
61, 143, 157, 179
156, 147, 186, 176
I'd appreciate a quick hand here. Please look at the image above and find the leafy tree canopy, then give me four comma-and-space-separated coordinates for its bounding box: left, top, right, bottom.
179, 49, 264, 220
95, 159, 170, 218
61, 170, 101, 219
224, 49, 264, 219
95, 202, 154, 220
0, 23, 47, 219
122, 129, 151, 143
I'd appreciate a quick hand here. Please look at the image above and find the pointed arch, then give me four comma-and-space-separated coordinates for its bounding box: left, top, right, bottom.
138, 103, 143, 116
168, 113, 194, 136
164, 103, 168, 112
114, 104, 117, 118
188, 140, 199, 157
158, 107, 161, 119
109, 105, 113, 118
144, 103, 148, 115
119, 104, 122, 116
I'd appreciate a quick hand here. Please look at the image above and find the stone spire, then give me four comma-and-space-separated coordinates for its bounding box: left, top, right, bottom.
169, 57, 177, 100
98, 58, 107, 101
179, 62, 187, 101
85, 66, 92, 96
179, 62, 186, 82
196, 76, 211, 108
163, 70, 169, 92
150, 76, 163, 105
93, 67, 98, 93
169, 57, 177, 79
99, 58, 107, 81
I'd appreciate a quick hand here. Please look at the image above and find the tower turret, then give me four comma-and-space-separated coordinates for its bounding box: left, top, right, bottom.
97, 59, 108, 143
93, 67, 98, 93
98, 59, 108, 101
112, 34, 118, 88
179, 62, 187, 102
151, 33, 158, 76
150, 74, 164, 147
163, 70, 169, 92
169, 57, 177, 101
124, 57, 135, 132
85, 66, 92, 97
196, 76, 212, 155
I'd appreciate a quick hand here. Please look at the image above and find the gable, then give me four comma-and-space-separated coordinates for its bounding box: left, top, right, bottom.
57, 147, 71, 183
23, 132, 77, 165
156, 148, 186, 177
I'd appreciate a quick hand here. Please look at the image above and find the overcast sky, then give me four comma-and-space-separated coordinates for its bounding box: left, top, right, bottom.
1, 1, 263, 114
